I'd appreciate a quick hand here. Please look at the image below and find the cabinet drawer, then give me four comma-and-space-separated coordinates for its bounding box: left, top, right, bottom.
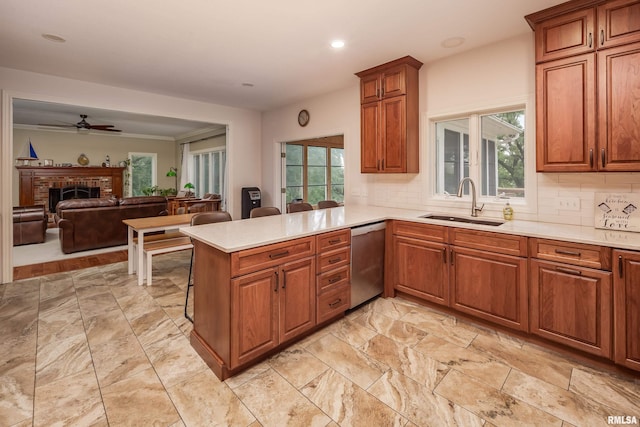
317, 229, 351, 252
317, 265, 350, 294
529, 238, 611, 270
449, 228, 527, 256
317, 283, 350, 324
392, 220, 448, 243
231, 237, 315, 277
317, 246, 350, 274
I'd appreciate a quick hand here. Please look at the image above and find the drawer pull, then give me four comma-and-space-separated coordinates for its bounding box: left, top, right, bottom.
554, 249, 581, 257
329, 298, 343, 308
618, 255, 623, 278
442, 247, 447, 264
556, 267, 582, 276
328, 239, 342, 245
269, 250, 289, 260
328, 275, 342, 284
328, 257, 342, 264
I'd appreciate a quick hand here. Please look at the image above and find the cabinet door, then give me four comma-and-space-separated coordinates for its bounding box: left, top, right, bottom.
380, 96, 407, 173
613, 250, 640, 371
361, 102, 380, 173
536, 54, 596, 171
381, 65, 406, 98
230, 268, 279, 368
360, 74, 381, 104
534, 7, 596, 62
598, 0, 640, 49
530, 260, 612, 358
279, 257, 316, 343
394, 236, 448, 305
598, 41, 640, 171
450, 246, 527, 331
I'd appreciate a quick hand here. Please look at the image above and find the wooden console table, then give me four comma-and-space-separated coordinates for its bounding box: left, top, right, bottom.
16, 166, 125, 207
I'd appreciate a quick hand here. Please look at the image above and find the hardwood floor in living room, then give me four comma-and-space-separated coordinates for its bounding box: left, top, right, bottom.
13, 249, 127, 280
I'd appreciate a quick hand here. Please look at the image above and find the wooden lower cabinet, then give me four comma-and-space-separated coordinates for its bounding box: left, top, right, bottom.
530, 259, 612, 357
393, 235, 448, 305
230, 256, 315, 369
613, 250, 640, 371
450, 246, 528, 331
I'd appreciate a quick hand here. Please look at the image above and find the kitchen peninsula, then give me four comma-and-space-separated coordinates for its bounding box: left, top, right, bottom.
181, 205, 640, 379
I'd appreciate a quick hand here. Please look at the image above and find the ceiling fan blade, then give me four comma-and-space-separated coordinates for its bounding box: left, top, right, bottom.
88, 125, 115, 129
38, 123, 76, 128
96, 127, 122, 132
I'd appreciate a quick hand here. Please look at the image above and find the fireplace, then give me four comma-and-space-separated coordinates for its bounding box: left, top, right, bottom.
49, 185, 100, 212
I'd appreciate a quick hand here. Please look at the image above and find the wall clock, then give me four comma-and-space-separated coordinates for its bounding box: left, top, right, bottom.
298, 109, 310, 127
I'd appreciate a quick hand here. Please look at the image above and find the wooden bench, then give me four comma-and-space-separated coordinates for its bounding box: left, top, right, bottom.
131, 231, 184, 273
142, 236, 193, 285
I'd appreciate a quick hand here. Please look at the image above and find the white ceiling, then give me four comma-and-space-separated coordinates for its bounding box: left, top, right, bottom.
1, 0, 566, 115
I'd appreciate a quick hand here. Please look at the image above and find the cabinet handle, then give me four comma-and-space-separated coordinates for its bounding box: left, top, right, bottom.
269, 250, 289, 260
328, 239, 341, 245
329, 298, 343, 308
589, 149, 593, 168
328, 275, 342, 284
450, 250, 454, 266
282, 270, 286, 289
442, 247, 447, 264
274, 271, 279, 292
377, 159, 380, 170
328, 257, 342, 264
556, 267, 582, 276
601, 148, 606, 168
376, 88, 380, 99
588, 32, 593, 48
618, 255, 623, 278
600, 29, 604, 46
554, 249, 581, 257
381, 82, 385, 98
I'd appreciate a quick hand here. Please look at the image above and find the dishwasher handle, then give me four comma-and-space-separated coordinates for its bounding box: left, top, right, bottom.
351, 221, 386, 237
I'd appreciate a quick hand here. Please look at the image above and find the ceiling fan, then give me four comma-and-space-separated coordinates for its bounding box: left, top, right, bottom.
39, 114, 122, 132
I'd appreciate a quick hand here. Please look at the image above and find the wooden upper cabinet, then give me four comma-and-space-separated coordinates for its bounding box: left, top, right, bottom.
533, 8, 596, 62
598, 0, 640, 48
356, 56, 422, 174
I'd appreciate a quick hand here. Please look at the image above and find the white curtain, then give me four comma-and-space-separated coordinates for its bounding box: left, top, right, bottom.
180, 143, 190, 190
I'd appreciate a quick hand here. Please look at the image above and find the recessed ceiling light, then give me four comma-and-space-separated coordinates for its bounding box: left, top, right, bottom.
42, 33, 66, 43
441, 37, 465, 48
331, 40, 345, 49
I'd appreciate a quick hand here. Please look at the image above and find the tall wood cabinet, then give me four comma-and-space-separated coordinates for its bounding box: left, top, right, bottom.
612, 249, 640, 371
526, 0, 640, 172
355, 56, 422, 173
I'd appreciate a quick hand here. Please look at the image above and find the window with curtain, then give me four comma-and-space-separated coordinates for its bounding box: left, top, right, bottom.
190, 148, 226, 199
284, 136, 344, 206
128, 152, 157, 196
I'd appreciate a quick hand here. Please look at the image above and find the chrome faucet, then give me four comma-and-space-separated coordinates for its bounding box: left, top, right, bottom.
456, 177, 484, 217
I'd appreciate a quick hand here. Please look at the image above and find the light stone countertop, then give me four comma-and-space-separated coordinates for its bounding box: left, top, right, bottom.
179, 205, 640, 253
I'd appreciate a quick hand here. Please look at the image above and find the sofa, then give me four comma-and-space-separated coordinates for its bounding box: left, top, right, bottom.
13, 205, 48, 246
55, 196, 168, 254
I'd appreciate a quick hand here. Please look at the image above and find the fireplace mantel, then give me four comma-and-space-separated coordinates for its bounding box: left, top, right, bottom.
16, 166, 125, 208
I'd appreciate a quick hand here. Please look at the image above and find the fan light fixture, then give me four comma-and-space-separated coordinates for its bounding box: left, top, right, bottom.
331, 40, 345, 49
42, 33, 66, 43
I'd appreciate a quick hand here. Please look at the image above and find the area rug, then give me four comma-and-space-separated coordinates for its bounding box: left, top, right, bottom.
12, 228, 127, 267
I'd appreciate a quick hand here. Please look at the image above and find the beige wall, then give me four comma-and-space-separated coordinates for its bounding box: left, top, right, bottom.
262, 33, 640, 226
12, 128, 177, 205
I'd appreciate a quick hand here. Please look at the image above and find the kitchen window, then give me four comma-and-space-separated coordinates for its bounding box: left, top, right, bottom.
283, 135, 344, 206
191, 148, 226, 200
434, 108, 526, 201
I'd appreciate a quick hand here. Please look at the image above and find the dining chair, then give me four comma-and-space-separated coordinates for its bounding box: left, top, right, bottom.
317, 200, 339, 209
185, 211, 232, 322
250, 206, 281, 218
287, 202, 313, 213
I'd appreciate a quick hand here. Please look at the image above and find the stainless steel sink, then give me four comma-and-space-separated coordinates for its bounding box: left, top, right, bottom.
420, 214, 504, 227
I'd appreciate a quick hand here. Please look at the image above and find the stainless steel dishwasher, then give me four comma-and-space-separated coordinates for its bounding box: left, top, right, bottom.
350, 221, 386, 308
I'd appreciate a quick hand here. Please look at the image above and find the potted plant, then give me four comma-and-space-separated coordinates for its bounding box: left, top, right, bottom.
184, 182, 195, 197
166, 167, 178, 194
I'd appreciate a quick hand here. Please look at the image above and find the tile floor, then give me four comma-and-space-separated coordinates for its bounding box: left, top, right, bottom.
1, 252, 639, 426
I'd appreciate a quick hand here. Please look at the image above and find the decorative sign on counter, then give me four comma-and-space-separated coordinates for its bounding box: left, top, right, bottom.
595, 193, 640, 232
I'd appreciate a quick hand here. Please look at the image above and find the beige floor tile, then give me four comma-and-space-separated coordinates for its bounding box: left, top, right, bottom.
435, 369, 563, 426
224, 361, 272, 390
168, 369, 256, 426
301, 368, 407, 426
100, 367, 181, 426
267, 344, 330, 388
470, 333, 574, 389
399, 306, 481, 348
35, 327, 93, 386
362, 334, 449, 389
33, 367, 106, 427
354, 310, 427, 346
233, 368, 331, 427
503, 369, 616, 426
83, 307, 134, 347
569, 367, 640, 418
306, 333, 388, 389
367, 297, 418, 320
369, 369, 485, 426
321, 315, 380, 349
0, 350, 36, 426
129, 306, 183, 348
414, 334, 511, 390
144, 331, 209, 389
90, 332, 152, 387
76, 288, 121, 318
